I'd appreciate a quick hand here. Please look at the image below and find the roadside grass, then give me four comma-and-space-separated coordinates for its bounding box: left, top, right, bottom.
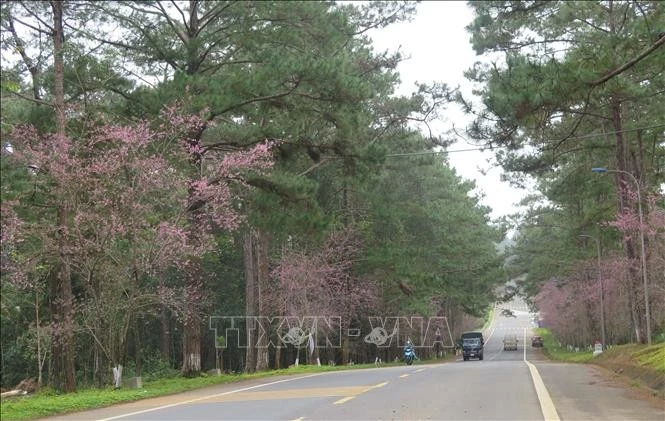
1, 358, 447, 421
534, 328, 595, 363
483, 307, 495, 330
535, 327, 665, 371
535, 328, 665, 399
632, 343, 665, 372
2, 364, 350, 420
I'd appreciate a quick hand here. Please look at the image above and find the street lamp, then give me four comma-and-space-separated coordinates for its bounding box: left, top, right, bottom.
591, 167, 650, 345
579, 234, 606, 350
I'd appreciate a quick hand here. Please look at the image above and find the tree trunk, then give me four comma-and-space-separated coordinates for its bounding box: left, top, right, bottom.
35, 290, 43, 387
255, 230, 270, 371
49, 206, 76, 392
342, 335, 350, 364
243, 229, 271, 372
275, 342, 282, 369
243, 230, 257, 372
217, 348, 224, 373
627, 276, 640, 343
94, 342, 102, 388
133, 318, 142, 380
160, 307, 171, 363
181, 266, 202, 376
112, 364, 123, 388
610, 97, 644, 343
47, 0, 76, 393
181, 321, 201, 376
181, 133, 206, 376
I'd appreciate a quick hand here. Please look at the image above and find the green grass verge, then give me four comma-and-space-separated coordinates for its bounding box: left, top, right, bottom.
535, 328, 665, 371
633, 344, 665, 372
590, 342, 665, 372
1, 359, 448, 421
483, 307, 495, 330
533, 328, 595, 363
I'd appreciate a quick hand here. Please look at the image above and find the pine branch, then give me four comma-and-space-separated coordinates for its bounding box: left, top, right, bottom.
590, 34, 665, 86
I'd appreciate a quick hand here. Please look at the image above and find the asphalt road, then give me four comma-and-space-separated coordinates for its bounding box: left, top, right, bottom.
43, 296, 664, 420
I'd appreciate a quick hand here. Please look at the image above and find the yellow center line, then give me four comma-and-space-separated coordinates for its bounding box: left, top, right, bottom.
372, 381, 389, 389
193, 381, 392, 406
335, 381, 389, 405
96, 372, 328, 421
203, 386, 366, 402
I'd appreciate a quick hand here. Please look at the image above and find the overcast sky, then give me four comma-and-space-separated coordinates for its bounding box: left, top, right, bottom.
367, 1, 529, 219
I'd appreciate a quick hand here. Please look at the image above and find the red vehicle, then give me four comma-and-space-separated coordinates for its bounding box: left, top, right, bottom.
531, 336, 544, 347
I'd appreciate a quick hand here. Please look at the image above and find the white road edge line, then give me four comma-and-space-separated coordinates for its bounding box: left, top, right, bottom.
96, 373, 326, 421
523, 328, 560, 421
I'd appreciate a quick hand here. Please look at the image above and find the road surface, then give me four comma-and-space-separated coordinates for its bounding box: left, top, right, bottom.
43, 296, 664, 420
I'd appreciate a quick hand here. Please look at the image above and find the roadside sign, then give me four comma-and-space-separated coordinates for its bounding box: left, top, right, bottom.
593, 341, 603, 356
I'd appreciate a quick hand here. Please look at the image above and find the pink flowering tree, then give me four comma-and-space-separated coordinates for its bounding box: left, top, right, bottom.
158, 103, 274, 376
3, 119, 190, 386
269, 225, 378, 364
1, 104, 274, 385
536, 227, 662, 348
607, 193, 665, 343
532, 186, 664, 348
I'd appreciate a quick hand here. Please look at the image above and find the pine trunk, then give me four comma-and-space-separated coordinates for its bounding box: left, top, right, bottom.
160, 308, 171, 362
48, 0, 76, 393
182, 266, 202, 376
255, 230, 270, 371
243, 230, 257, 372
610, 97, 644, 343
274, 343, 282, 369
243, 229, 271, 371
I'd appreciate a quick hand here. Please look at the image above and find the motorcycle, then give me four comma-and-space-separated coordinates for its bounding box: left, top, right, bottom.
403, 347, 416, 365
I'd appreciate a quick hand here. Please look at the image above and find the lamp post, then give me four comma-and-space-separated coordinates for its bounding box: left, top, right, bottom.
579, 234, 606, 350
591, 167, 650, 345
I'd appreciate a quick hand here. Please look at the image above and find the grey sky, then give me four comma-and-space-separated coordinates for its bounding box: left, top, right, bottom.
367, 1, 529, 219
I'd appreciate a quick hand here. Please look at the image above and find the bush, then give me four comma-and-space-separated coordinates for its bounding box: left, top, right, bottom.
130, 354, 180, 382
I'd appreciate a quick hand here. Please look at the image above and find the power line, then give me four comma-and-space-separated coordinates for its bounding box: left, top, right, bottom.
387, 147, 483, 157
386, 123, 665, 158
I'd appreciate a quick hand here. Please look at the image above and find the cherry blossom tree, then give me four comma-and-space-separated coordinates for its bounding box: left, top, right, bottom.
535, 191, 664, 347
269, 225, 378, 364
1, 102, 274, 386
607, 193, 665, 343
158, 103, 274, 376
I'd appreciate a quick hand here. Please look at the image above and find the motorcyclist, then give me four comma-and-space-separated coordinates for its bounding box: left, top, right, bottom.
404, 339, 416, 360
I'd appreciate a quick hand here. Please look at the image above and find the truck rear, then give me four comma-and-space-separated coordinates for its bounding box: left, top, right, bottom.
461, 331, 484, 361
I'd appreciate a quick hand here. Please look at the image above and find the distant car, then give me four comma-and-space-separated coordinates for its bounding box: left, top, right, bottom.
503, 334, 518, 351
531, 336, 544, 347
500, 308, 516, 318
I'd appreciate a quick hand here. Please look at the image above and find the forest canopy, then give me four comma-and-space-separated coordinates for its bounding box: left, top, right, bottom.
0, 0, 504, 391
